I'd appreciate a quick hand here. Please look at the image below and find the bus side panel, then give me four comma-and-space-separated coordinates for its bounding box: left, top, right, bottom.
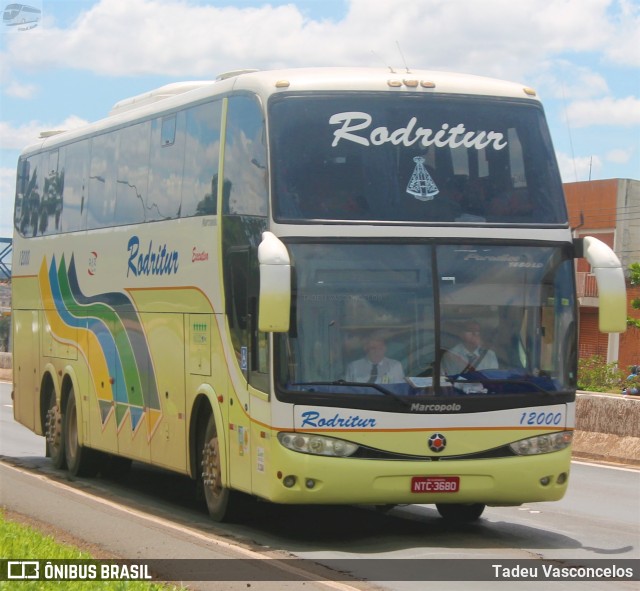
248, 394, 274, 500
12, 305, 40, 432
227, 383, 252, 493
128, 289, 217, 474
145, 311, 186, 472
111, 318, 151, 470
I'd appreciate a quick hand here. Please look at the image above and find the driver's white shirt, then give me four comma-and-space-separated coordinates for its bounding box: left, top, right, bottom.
345, 357, 405, 384
442, 344, 498, 375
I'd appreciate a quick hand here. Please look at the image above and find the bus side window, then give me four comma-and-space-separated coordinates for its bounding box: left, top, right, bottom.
60, 140, 89, 232
14, 157, 29, 235
182, 100, 223, 217
223, 95, 268, 217
17, 154, 43, 237
226, 248, 250, 372
115, 121, 152, 224
39, 149, 63, 236
149, 112, 186, 221
88, 132, 117, 229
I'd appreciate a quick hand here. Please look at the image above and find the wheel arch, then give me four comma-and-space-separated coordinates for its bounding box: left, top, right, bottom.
188, 384, 228, 484
59, 366, 86, 447
39, 364, 59, 435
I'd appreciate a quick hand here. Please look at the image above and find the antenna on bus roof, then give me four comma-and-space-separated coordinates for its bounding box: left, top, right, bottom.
370, 50, 396, 73
396, 41, 411, 74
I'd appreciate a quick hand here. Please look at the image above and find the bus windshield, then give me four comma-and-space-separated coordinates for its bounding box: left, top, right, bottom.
276, 243, 576, 404
270, 93, 566, 225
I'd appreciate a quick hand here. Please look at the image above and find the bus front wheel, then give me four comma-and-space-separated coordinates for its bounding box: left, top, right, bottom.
63, 387, 99, 477
200, 414, 242, 522
436, 503, 485, 523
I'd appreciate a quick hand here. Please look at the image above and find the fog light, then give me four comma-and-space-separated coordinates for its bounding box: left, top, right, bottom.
539, 476, 551, 486
557, 472, 568, 485
283, 475, 296, 488
305, 478, 316, 489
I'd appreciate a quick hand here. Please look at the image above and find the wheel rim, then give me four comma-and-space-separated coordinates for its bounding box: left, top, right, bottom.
45, 396, 62, 457
65, 399, 79, 466
202, 435, 223, 506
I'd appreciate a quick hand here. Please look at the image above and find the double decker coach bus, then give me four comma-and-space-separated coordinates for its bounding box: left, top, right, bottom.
12, 68, 626, 522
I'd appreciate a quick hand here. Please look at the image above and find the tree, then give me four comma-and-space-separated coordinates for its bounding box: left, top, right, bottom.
0, 315, 9, 352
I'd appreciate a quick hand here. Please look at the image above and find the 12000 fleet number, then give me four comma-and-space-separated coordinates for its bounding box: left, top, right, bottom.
519, 411, 563, 426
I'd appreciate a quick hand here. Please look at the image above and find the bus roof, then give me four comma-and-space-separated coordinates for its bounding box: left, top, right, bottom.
22, 67, 540, 155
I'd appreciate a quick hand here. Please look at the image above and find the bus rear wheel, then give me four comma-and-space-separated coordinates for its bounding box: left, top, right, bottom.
200, 414, 243, 522
45, 389, 65, 469
63, 387, 99, 477
436, 503, 485, 523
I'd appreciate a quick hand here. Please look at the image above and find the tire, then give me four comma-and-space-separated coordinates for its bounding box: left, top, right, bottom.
63, 387, 99, 477
436, 503, 485, 523
45, 389, 65, 469
200, 413, 246, 522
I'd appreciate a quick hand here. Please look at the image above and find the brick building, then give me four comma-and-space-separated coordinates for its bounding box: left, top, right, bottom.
563, 178, 640, 371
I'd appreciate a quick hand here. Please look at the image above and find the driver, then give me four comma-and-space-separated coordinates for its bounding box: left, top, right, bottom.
346, 333, 405, 384
442, 320, 498, 375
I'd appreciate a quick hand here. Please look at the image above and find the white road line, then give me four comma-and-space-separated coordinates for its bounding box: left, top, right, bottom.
571, 459, 640, 472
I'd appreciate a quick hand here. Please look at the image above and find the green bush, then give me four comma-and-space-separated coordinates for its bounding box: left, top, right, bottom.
577, 356, 626, 392
577, 356, 625, 392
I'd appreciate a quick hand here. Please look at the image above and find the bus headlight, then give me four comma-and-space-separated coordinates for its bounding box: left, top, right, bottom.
509, 431, 573, 456
278, 432, 359, 457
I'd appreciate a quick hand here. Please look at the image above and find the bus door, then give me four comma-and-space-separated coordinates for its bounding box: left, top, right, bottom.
226, 246, 253, 491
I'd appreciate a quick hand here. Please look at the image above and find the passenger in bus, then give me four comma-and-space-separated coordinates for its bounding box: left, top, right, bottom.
442, 320, 498, 375
346, 333, 405, 384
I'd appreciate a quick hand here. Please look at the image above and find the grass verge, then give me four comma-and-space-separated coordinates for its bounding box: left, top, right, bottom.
0, 511, 183, 590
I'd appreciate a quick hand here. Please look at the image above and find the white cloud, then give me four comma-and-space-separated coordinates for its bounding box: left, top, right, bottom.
1, 0, 633, 82
556, 152, 602, 183
604, 0, 640, 67
606, 147, 634, 164
565, 96, 640, 127
533, 61, 610, 100
0, 116, 89, 151
4, 81, 38, 99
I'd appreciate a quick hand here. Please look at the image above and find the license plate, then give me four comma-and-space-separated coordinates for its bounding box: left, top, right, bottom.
411, 476, 460, 493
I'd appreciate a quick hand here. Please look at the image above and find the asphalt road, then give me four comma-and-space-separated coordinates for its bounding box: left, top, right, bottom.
1, 381, 638, 591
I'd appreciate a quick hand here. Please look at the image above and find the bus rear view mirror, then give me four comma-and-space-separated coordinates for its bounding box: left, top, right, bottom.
258, 231, 291, 333
581, 235, 627, 333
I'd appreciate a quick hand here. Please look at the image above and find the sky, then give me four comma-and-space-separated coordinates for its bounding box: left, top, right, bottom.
0, 0, 639, 238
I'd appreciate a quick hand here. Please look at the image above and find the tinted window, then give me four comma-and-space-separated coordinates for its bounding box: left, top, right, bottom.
38, 150, 63, 236
182, 100, 222, 216
15, 151, 64, 237
88, 133, 117, 228
60, 140, 89, 232
148, 112, 186, 220
270, 94, 566, 225
116, 121, 152, 224
223, 95, 268, 216
15, 154, 42, 237
161, 115, 176, 146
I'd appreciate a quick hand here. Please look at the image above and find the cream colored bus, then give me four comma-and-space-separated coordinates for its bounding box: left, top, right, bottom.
12, 68, 626, 522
